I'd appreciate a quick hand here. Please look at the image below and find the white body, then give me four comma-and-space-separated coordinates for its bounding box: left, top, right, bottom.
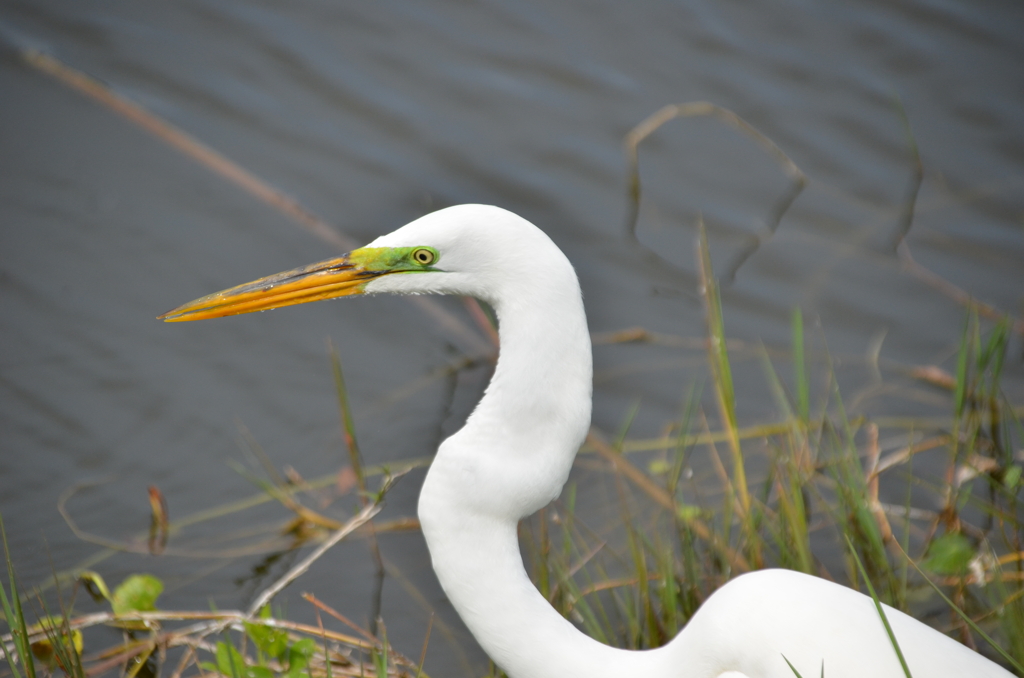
363, 205, 1011, 678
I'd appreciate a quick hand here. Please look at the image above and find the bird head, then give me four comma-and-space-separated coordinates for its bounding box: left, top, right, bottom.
158, 204, 566, 322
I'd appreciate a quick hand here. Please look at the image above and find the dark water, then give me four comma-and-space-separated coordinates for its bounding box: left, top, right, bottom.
1, 1, 1022, 675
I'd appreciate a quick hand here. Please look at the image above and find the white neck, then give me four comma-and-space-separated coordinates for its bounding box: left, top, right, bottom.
422, 512, 671, 677
416, 268, 673, 678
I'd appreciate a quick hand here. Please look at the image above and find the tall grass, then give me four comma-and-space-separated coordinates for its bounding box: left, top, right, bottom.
514, 225, 1023, 675
16, 46, 1017, 675
5, 238, 1020, 677
5, 263, 1021, 677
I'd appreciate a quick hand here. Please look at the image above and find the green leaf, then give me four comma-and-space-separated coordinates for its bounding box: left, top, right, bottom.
216, 641, 246, 678
78, 571, 112, 603
921, 533, 973, 576
286, 639, 317, 678
112, 575, 164, 615
1003, 465, 1022, 490
244, 620, 288, 660
675, 504, 704, 522
647, 459, 671, 475
212, 638, 278, 678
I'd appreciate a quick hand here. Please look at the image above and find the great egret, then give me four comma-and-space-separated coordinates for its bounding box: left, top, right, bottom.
161, 205, 1012, 678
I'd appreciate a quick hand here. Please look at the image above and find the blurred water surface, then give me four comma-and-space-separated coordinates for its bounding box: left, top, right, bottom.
1, 1, 1022, 675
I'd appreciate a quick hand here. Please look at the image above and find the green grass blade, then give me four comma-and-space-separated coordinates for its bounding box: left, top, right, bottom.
0, 516, 33, 678
697, 220, 760, 564
329, 341, 366, 494
614, 399, 642, 451
0, 573, 25, 678
782, 655, 805, 678
845, 535, 913, 678
792, 308, 809, 424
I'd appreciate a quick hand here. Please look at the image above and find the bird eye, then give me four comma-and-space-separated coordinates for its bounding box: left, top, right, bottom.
412, 248, 436, 266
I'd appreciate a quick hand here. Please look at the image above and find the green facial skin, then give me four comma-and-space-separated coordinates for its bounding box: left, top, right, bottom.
349, 246, 440, 278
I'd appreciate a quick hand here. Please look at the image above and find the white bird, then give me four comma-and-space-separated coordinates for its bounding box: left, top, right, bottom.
161, 204, 1012, 678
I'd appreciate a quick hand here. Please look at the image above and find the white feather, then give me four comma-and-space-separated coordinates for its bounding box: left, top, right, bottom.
363, 205, 1008, 678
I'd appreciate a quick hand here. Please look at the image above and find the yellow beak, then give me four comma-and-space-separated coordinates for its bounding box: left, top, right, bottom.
158, 254, 374, 322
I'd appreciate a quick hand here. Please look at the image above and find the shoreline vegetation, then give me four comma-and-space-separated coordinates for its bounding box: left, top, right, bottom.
3, 47, 1022, 678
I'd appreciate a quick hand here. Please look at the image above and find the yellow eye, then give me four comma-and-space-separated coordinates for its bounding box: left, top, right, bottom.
412, 248, 436, 266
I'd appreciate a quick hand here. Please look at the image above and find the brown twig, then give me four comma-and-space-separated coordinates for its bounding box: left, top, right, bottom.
585, 430, 749, 572
301, 594, 378, 645
2, 611, 401, 670
462, 297, 500, 351
864, 423, 894, 544
58, 480, 303, 558
245, 486, 391, 618
874, 434, 953, 476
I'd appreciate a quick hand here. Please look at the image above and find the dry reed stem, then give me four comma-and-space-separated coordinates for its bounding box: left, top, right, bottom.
574, 573, 661, 600
874, 435, 951, 475
697, 411, 736, 520
19, 47, 494, 358
3, 611, 419, 677
585, 431, 749, 572
415, 614, 433, 678
54, 463, 424, 565
57, 480, 299, 559
246, 496, 385, 618
864, 423, 894, 544
21, 50, 351, 252
18, 43, 1021, 672
2, 612, 362, 651
615, 421, 794, 454
590, 327, 754, 352
461, 298, 500, 350
12, 479, 401, 674
301, 594, 378, 645
168, 643, 199, 678
247, 467, 349, 532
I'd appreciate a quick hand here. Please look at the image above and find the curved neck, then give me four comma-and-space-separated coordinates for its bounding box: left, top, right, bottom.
424, 512, 668, 678
417, 275, 673, 678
